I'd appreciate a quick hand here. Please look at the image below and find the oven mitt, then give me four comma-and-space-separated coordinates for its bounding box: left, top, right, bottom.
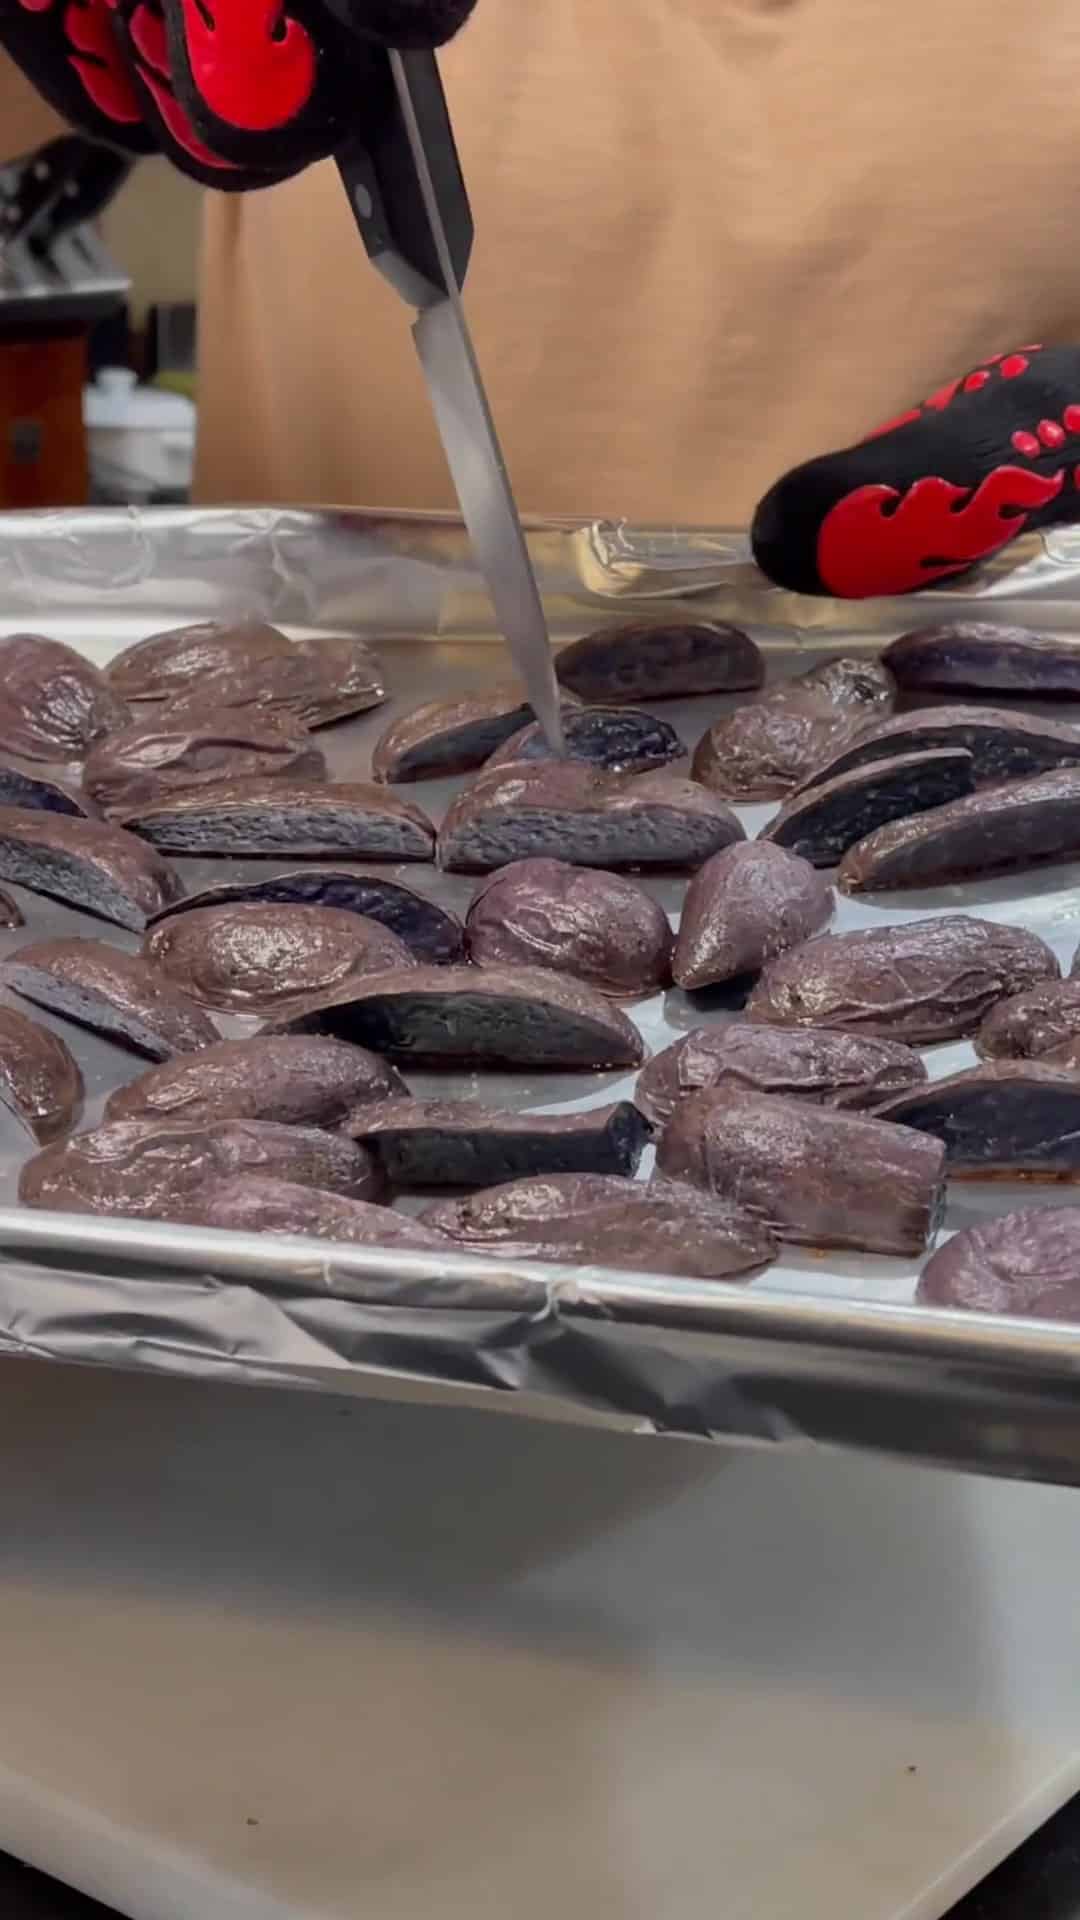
109, 0, 295, 186
0, 0, 478, 186
159, 0, 478, 175
752, 344, 1080, 598
0, 0, 155, 154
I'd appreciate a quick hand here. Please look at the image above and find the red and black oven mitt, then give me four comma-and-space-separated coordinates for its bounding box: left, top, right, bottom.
0, 0, 477, 185
752, 344, 1080, 598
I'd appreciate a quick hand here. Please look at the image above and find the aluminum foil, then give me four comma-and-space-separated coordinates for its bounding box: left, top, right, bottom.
3, 504, 1080, 1485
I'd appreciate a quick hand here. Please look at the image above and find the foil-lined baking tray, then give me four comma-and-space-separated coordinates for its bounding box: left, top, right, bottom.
5, 505, 1080, 1484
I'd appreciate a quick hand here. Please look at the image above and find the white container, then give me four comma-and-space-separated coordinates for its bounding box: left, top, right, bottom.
83, 366, 196, 503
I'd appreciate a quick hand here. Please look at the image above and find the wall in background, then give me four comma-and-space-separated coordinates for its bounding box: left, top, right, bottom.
100, 160, 201, 325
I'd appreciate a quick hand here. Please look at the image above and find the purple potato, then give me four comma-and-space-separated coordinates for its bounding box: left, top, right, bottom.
656, 1087, 945, 1256
0, 633, 128, 761
466, 858, 672, 997
747, 915, 1058, 1044
438, 762, 744, 874
976, 980, 1080, 1061
107, 619, 297, 703
884, 624, 1080, 698
839, 768, 1080, 893
797, 706, 1080, 792
421, 1172, 777, 1280
272, 964, 644, 1069
673, 842, 833, 990
83, 711, 326, 817
635, 1022, 927, 1129
372, 687, 579, 783
0, 889, 23, 929
144, 904, 414, 1014
0, 761, 96, 818
167, 1177, 449, 1251
110, 623, 385, 729
352, 1098, 650, 1187
554, 621, 764, 704
105, 1033, 406, 1130
19, 1116, 384, 1218
798, 658, 897, 710
147, 868, 465, 964
691, 656, 895, 801
762, 749, 975, 867
917, 1208, 1080, 1321
119, 780, 435, 860
0, 1005, 81, 1142
0, 808, 181, 931
4, 938, 217, 1059
485, 706, 685, 775
287, 636, 386, 725
874, 1061, 1080, 1177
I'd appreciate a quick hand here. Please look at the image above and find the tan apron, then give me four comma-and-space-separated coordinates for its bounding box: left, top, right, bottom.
196, 0, 1080, 524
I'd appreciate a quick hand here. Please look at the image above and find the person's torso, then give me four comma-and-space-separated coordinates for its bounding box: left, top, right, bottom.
196, 0, 1080, 522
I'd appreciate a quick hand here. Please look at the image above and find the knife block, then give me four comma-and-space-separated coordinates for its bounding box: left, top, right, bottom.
0, 327, 88, 508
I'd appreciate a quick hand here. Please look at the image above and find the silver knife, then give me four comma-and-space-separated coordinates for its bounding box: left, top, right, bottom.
337, 49, 564, 752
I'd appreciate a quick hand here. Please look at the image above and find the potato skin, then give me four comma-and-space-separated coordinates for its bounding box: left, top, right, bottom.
467, 858, 672, 997
673, 842, 832, 990
747, 915, 1059, 1044
656, 1087, 945, 1257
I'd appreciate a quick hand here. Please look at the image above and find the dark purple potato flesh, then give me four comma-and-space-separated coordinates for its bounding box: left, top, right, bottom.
104, 1033, 407, 1130
371, 688, 579, 782
83, 712, 326, 817
421, 1172, 777, 1280
797, 706, 1080, 793
0, 1005, 82, 1142
272, 964, 644, 1069
166, 1177, 448, 1253
0, 761, 95, 818
762, 749, 975, 867
143, 904, 415, 1014
19, 1116, 384, 1218
875, 1062, 1080, 1177
147, 868, 465, 964
691, 656, 895, 801
840, 768, 1080, 893
107, 620, 297, 703
438, 762, 744, 874
635, 1022, 927, 1129
4, 938, 217, 1059
747, 915, 1058, 1044
673, 842, 833, 990
0, 808, 181, 931
917, 1207, 1080, 1322
884, 624, 1080, 698
120, 781, 435, 860
485, 707, 685, 775
656, 1087, 945, 1257
976, 980, 1080, 1061
466, 858, 672, 997
353, 1098, 650, 1187
554, 621, 764, 704
0, 633, 128, 761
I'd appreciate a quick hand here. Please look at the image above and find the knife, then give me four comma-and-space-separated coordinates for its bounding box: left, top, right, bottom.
336, 48, 564, 753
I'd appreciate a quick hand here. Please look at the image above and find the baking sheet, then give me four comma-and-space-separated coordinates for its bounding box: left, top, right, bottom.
4, 506, 1080, 1483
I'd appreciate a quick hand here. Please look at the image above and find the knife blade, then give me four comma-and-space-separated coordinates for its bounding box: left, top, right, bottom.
337, 49, 564, 753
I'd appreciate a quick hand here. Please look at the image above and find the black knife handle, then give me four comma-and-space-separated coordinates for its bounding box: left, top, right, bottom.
31, 148, 133, 257
336, 48, 473, 311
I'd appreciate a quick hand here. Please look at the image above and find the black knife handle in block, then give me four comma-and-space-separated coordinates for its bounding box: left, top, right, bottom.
32, 148, 133, 257
336, 48, 473, 310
